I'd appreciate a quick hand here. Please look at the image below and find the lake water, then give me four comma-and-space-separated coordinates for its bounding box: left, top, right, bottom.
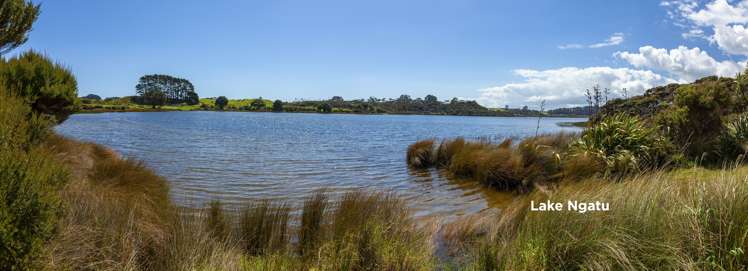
56, 112, 585, 218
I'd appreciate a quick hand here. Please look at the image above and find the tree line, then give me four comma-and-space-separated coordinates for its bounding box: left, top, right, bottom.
133, 74, 199, 108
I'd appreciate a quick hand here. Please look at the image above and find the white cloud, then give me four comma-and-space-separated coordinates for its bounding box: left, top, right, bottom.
615, 45, 745, 82
662, 0, 748, 56
589, 33, 625, 48
559, 33, 624, 49
714, 24, 748, 55
476, 67, 674, 109
687, 0, 748, 26
558, 43, 584, 50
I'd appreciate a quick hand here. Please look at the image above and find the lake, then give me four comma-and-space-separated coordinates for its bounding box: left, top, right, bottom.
56, 112, 585, 218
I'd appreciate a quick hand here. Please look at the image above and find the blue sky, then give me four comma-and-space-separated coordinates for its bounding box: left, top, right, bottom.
11, 0, 748, 108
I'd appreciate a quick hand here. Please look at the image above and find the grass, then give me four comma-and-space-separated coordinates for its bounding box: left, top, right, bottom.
3, 132, 743, 270
470, 166, 748, 270
38, 136, 434, 270
411, 133, 576, 191
407, 139, 436, 168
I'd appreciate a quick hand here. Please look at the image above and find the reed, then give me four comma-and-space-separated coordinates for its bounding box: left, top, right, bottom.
406, 139, 436, 168
298, 190, 328, 257
239, 200, 291, 255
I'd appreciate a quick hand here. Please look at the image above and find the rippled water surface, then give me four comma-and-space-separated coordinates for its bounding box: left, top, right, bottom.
57, 112, 584, 218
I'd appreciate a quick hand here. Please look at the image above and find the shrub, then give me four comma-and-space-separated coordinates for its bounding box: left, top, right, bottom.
570, 114, 668, 176
0, 91, 53, 151
406, 139, 436, 168
656, 82, 734, 161
0, 91, 66, 270
0, 51, 78, 123
215, 96, 229, 110
716, 113, 748, 162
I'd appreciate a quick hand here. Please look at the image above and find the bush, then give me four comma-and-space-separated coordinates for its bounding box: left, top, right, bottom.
716, 113, 748, 161
0, 51, 78, 123
0, 90, 66, 270
657, 82, 734, 161
571, 114, 668, 177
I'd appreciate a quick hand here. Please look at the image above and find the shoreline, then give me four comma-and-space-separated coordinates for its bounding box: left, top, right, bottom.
75, 108, 589, 119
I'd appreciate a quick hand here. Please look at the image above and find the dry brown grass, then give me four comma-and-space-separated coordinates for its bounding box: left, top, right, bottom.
407, 139, 436, 168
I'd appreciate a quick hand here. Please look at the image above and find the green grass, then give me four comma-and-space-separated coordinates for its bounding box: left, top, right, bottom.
472, 166, 748, 270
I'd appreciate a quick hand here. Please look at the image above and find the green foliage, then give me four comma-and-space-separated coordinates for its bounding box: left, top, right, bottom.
0, 0, 39, 55
134, 74, 199, 106
272, 99, 283, 112
251, 97, 266, 110
0, 51, 78, 123
571, 114, 668, 176
215, 96, 228, 110
0, 89, 66, 270
716, 113, 748, 161
317, 103, 332, 113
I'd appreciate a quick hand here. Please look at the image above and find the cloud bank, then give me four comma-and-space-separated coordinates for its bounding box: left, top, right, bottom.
476, 1, 748, 109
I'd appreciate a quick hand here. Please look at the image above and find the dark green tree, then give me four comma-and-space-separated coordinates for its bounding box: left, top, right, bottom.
0, 0, 39, 56
424, 94, 438, 103
215, 96, 228, 110
272, 99, 283, 112
0, 51, 78, 123
317, 103, 332, 113
135, 74, 198, 105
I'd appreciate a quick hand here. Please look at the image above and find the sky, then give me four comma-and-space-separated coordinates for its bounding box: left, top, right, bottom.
10, 0, 748, 108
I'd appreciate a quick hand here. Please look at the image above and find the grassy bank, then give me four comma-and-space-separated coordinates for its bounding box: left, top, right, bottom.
38, 135, 748, 270
40, 135, 433, 270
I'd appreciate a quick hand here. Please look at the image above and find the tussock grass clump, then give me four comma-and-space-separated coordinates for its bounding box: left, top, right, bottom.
428, 134, 576, 191
473, 167, 748, 270
298, 191, 328, 257
240, 201, 291, 255
407, 139, 436, 168
316, 191, 434, 271
436, 137, 466, 167
206, 200, 230, 240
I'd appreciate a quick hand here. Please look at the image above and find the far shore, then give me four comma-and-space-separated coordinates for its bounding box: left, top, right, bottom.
75, 107, 589, 119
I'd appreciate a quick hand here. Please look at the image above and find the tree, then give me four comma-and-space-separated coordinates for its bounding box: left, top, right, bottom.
141, 89, 166, 108
317, 103, 332, 113
83, 94, 101, 100
398, 95, 412, 102
424, 94, 438, 103
215, 96, 228, 110
272, 100, 283, 112
135, 74, 199, 105
0, 51, 78, 123
0, 0, 40, 56
251, 97, 265, 110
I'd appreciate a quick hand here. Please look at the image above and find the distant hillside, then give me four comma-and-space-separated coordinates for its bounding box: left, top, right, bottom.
547, 106, 592, 116
280, 96, 539, 116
